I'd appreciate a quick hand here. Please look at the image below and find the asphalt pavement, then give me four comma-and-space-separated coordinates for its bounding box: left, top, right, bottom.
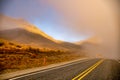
8, 58, 120, 80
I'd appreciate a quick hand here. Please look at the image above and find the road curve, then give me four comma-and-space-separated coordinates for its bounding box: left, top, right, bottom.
9, 58, 120, 80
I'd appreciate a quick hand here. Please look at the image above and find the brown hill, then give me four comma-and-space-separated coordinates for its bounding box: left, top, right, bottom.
0, 28, 65, 50
0, 14, 84, 51
0, 14, 65, 50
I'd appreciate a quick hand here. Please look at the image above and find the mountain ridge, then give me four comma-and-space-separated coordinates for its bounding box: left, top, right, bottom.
0, 14, 98, 52
0, 14, 59, 43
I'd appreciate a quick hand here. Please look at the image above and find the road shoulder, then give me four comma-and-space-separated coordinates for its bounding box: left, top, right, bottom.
0, 58, 89, 80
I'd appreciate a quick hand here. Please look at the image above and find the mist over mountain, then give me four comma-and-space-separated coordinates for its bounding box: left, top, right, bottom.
0, 14, 100, 54
0, 14, 65, 50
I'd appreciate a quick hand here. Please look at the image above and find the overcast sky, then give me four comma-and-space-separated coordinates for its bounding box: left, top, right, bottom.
0, 0, 119, 58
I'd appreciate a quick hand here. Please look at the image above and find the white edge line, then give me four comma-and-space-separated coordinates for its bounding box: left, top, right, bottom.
9, 59, 91, 80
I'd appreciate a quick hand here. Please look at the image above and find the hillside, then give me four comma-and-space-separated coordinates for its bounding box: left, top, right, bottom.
75, 37, 102, 57
0, 14, 85, 51
59, 41, 82, 52
0, 39, 86, 74
0, 14, 58, 43
0, 28, 65, 50
75, 36, 102, 45
0, 14, 67, 50
0, 14, 101, 54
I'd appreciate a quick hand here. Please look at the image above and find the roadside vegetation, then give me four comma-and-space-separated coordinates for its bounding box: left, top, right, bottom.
0, 39, 86, 74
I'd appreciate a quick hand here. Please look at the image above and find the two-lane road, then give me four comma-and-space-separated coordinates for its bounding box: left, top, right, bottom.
9, 58, 120, 80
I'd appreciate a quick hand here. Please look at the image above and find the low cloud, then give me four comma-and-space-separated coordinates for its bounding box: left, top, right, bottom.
47, 0, 119, 59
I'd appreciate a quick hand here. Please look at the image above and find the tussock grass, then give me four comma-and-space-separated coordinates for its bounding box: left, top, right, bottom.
0, 39, 86, 74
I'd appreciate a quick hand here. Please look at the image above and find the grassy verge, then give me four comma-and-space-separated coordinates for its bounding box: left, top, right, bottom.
0, 39, 86, 74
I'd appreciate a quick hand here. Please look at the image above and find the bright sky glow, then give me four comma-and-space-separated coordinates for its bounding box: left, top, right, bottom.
0, 0, 89, 42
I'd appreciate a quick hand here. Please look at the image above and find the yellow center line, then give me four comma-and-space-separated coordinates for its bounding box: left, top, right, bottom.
78, 60, 104, 80
72, 59, 104, 80
72, 60, 103, 80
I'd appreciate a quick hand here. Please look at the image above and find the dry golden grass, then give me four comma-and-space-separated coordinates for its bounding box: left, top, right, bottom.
0, 39, 86, 74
